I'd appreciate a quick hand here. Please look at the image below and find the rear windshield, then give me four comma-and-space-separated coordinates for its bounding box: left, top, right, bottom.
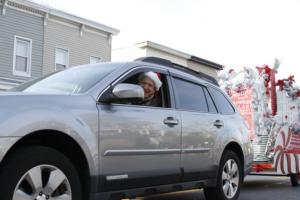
10, 63, 123, 94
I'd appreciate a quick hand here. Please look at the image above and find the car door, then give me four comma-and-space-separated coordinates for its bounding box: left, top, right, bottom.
97, 67, 181, 191
171, 75, 221, 182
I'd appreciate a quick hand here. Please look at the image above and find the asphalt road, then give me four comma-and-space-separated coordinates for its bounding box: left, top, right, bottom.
135, 175, 300, 200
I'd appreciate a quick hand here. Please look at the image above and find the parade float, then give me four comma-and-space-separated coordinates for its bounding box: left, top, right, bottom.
219, 60, 300, 186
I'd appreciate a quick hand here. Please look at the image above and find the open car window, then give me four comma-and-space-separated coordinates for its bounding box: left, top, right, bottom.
117, 70, 171, 108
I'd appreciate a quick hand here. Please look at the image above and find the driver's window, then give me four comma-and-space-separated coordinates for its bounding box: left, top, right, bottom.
120, 70, 170, 108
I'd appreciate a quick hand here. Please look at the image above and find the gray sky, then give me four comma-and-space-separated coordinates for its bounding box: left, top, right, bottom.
32, 0, 300, 82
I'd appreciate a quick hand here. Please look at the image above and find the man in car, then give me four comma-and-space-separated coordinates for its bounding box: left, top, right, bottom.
137, 71, 162, 107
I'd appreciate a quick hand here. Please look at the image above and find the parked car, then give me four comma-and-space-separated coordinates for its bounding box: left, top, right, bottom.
0, 57, 253, 200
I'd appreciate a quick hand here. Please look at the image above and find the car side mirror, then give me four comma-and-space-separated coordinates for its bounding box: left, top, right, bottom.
99, 83, 144, 103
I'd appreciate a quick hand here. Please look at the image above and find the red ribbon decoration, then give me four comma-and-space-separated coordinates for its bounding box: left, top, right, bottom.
256, 65, 272, 89
288, 75, 295, 83
296, 90, 300, 97
256, 65, 277, 115
276, 75, 300, 98
276, 79, 285, 91
256, 65, 300, 115
277, 76, 295, 91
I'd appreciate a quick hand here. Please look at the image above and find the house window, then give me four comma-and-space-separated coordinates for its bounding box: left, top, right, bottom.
13, 36, 32, 77
90, 56, 102, 64
55, 48, 69, 71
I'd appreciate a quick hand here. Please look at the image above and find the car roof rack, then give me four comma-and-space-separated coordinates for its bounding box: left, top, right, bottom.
134, 57, 219, 86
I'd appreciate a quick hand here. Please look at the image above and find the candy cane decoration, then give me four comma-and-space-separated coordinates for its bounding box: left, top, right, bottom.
274, 126, 300, 174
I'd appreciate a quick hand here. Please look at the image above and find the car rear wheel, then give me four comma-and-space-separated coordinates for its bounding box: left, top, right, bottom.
290, 173, 300, 187
204, 150, 242, 200
0, 146, 82, 200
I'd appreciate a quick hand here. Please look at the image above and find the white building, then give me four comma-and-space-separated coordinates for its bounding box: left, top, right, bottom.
112, 41, 223, 78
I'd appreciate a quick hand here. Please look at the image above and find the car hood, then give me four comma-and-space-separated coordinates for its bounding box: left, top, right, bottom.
0, 92, 95, 112
0, 91, 97, 135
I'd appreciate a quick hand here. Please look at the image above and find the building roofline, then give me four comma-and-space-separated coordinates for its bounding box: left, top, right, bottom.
135, 41, 224, 70
189, 56, 224, 70
10, 0, 120, 35
135, 41, 191, 59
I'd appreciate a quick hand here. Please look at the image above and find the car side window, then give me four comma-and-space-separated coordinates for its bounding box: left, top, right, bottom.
173, 77, 208, 112
204, 88, 218, 113
119, 70, 171, 108
209, 87, 235, 114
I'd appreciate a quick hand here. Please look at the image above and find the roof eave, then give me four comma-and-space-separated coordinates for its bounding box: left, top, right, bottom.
136, 41, 191, 59
49, 9, 120, 35
11, 0, 120, 35
189, 56, 224, 70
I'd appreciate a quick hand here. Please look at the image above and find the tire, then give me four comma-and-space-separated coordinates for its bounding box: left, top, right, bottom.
204, 150, 242, 200
290, 174, 300, 187
0, 146, 82, 200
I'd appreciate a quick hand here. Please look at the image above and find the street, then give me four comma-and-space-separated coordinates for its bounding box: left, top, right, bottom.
136, 175, 300, 200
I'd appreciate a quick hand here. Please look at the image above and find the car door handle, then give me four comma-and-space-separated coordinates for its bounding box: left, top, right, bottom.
214, 120, 224, 128
164, 117, 179, 126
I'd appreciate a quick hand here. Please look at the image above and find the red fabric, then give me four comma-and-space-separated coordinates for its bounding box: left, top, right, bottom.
156, 72, 161, 80
256, 65, 273, 95
256, 65, 277, 114
277, 76, 295, 91
251, 163, 273, 172
288, 75, 295, 83
276, 79, 285, 91
154, 72, 161, 98
296, 90, 300, 97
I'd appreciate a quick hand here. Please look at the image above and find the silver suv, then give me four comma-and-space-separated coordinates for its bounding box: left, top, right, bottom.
0, 57, 253, 200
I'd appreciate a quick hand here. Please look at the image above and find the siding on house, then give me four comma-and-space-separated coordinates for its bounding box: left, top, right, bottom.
0, 7, 44, 81
146, 47, 188, 67
43, 19, 111, 75
0, 0, 119, 90
187, 60, 218, 77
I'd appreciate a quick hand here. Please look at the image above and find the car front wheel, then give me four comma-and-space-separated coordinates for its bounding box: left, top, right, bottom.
0, 146, 82, 200
204, 150, 242, 200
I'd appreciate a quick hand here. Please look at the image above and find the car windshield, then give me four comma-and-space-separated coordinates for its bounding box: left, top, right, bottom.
10, 63, 124, 94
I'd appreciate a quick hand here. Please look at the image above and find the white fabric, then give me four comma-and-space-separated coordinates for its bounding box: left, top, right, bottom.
142, 71, 162, 91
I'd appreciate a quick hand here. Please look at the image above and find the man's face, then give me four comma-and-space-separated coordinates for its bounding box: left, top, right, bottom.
139, 76, 156, 98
